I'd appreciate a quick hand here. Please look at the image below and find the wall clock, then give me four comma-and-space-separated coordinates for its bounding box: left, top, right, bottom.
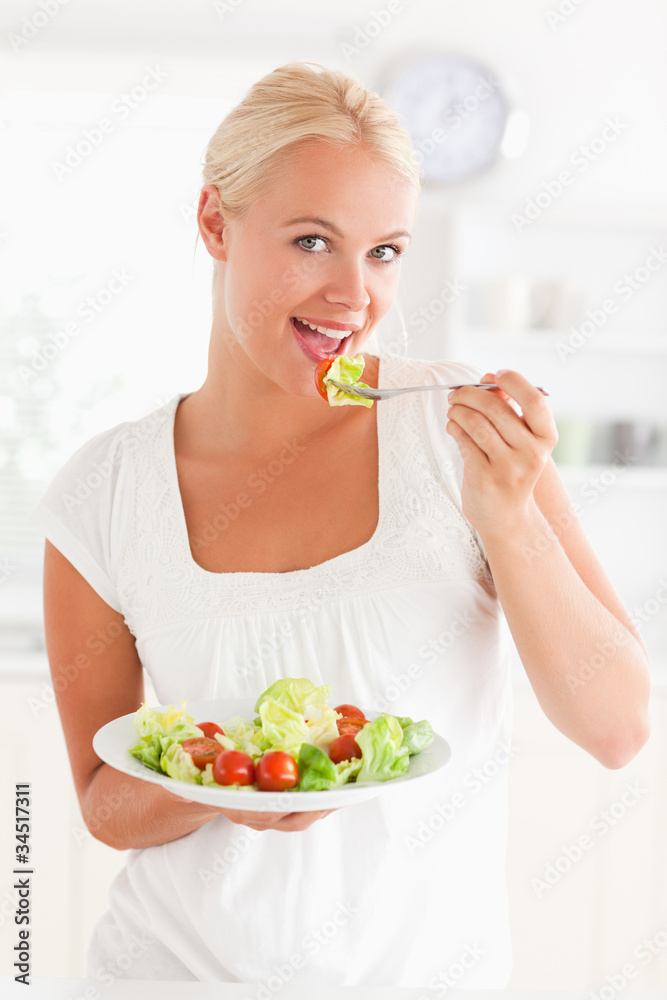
381, 53, 526, 183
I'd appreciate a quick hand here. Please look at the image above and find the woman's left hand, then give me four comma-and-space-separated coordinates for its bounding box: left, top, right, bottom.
446, 369, 558, 538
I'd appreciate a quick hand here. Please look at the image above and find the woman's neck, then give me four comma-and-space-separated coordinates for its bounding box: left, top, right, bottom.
175, 324, 379, 462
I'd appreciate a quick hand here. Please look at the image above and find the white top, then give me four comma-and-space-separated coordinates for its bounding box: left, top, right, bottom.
30, 352, 514, 988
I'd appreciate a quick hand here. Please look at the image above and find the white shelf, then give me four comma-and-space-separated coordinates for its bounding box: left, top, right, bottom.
437, 204, 667, 500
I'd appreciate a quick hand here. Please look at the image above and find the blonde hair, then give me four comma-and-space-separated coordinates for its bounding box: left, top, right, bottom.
202, 61, 421, 221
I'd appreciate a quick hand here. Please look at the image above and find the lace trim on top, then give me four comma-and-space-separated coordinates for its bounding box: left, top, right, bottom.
116, 354, 493, 634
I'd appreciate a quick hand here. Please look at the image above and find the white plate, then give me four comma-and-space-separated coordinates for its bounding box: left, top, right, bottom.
93, 699, 451, 812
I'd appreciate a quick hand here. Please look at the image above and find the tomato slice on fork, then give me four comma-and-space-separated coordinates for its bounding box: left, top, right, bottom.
314, 358, 335, 401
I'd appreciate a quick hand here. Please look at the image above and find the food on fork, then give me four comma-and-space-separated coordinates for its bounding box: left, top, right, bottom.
315, 355, 375, 408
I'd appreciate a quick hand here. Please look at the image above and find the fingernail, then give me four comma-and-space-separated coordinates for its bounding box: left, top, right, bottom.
448, 391, 455, 402
496, 368, 509, 376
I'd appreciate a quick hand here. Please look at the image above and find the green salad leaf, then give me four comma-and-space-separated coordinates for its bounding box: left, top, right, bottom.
254, 677, 332, 715
128, 735, 163, 773
219, 715, 268, 759
161, 741, 203, 783
323, 355, 374, 408
297, 743, 362, 791
133, 701, 202, 739
355, 714, 411, 782
129, 701, 204, 773
395, 716, 434, 755
258, 698, 312, 754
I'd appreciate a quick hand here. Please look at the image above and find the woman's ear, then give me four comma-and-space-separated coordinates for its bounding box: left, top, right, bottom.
197, 184, 228, 261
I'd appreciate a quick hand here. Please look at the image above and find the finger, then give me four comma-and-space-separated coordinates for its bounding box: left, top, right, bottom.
493, 370, 557, 443
479, 371, 510, 401
223, 809, 292, 829
449, 381, 543, 453
264, 809, 337, 832
223, 808, 337, 832
448, 392, 520, 459
446, 413, 494, 466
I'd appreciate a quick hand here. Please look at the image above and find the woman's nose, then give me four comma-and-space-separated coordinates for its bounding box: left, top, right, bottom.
323, 262, 371, 313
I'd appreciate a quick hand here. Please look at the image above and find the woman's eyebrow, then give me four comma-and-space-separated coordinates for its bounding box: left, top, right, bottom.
282, 216, 412, 243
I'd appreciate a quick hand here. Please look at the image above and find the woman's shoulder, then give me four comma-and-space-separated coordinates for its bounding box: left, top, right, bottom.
66, 394, 181, 466
32, 394, 182, 514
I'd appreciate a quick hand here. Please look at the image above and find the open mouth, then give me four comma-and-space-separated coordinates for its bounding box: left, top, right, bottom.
290, 317, 353, 362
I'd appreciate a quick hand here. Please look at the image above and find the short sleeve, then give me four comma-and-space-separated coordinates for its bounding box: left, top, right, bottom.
28, 422, 132, 613
419, 358, 493, 570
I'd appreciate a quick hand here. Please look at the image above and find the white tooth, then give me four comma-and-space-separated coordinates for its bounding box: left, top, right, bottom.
296, 318, 347, 340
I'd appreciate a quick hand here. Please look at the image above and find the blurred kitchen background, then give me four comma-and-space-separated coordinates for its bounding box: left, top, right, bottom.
1, 0, 666, 989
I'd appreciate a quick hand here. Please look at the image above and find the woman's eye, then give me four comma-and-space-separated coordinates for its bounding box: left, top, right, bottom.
297, 236, 326, 251
295, 236, 403, 264
369, 245, 402, 263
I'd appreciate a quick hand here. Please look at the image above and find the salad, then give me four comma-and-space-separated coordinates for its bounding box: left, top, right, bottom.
129, 677, 433, 793
314, 354, 375, 408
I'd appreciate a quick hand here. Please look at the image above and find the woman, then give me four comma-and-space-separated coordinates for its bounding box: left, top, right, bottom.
32, 62, 650, 986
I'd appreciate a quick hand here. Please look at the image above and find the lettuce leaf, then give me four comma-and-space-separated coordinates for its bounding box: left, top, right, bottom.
133, 701, 203, 741
304, 705, 340, 750
129, 701, 204, 772
323, 355, 374, 408
395, 716, 434, 755
253, 680, 340, 754
129, 735, 163, 772
355, 714, 411, 782
257, 698, 312, 754
160, 742, 202, 783
297, 743, 362, 791
254, 678, 332, 716
220, 715, 270, 759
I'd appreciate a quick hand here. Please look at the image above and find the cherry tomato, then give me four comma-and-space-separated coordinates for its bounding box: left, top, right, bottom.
255, 751, 299, 792
328, 734, 362, 764
336, 713, 367, 734
337, 722, 364, 736
334, 704, 367, 722
212, 750, 255, 786
181, 738, 224, 770
197, 721, 224, 740
314, 358, 334, 401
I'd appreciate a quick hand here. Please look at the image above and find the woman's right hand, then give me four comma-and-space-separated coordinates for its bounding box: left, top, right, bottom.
218, 808, 337, 832
171, 788, 337, 832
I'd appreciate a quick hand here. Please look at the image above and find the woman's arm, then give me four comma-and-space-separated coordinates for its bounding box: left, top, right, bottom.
446, 371, 650, 769
43, 541, 332, 845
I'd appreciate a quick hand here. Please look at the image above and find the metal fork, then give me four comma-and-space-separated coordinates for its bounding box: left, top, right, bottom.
327, 380, 549, 401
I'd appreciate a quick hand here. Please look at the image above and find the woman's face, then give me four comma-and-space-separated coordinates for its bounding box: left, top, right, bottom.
213, 139, 419, 398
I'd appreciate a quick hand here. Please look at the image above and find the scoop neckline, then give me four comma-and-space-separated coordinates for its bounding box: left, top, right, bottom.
167, 353, 388, 580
